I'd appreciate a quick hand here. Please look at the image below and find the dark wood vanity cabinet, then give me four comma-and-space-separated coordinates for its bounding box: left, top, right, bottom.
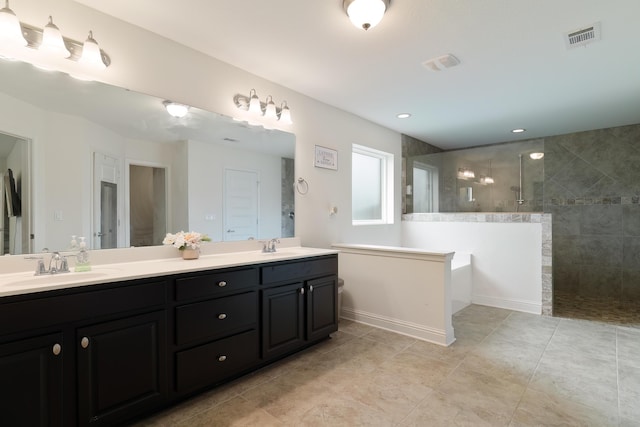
172, 267, 260, 395
0, 279, 167, 427
0, 253, 338, 426
261, 255, 339, 360
0, 333, 64, 427
76, 310, 166, 426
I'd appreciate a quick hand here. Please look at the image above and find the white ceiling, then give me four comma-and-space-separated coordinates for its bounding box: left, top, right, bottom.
74, 0, 640, 150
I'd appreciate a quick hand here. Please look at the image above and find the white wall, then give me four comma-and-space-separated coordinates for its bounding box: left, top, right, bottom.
402, 221, 543, 314
11, 0, 403, 250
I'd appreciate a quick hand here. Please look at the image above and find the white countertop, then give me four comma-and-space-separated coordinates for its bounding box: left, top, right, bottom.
0, 246, 338, 298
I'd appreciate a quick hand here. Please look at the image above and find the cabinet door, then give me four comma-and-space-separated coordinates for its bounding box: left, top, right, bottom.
0, 333, 64, 427
307, 275, 339, 342
77, 311, 166, 426
261, 282, 305, 360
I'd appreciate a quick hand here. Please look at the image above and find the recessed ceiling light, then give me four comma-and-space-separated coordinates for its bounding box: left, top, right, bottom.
529, 152, 544, 160
397, 113, 411, 119
511, 128, 526, 133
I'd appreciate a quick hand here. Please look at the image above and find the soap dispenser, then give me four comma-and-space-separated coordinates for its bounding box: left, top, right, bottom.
75, 236, 92, 272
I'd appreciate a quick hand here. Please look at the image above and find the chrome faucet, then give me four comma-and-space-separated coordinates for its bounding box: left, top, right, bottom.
25, 251, 70, 276
262, 238, 280, 253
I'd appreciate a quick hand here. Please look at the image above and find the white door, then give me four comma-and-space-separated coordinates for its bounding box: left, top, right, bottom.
224, 169, 259, 241
93, 153, 120, 249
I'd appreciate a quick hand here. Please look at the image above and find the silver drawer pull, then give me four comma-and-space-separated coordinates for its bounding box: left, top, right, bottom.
218, 281, 227, 287
300, 287, 305, 295
218, 355, 227, 362
218, 313, 227, 320
81, 337, 89, 349
52, 343, 62, 356
309, 285, 314, 293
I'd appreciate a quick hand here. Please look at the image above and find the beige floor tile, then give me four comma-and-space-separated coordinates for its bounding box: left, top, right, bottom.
359, 327, 418, 352
399, 390, 511, 426
618, 363, 640, 421
617, 326, 640, 369
436, 360, 526, 421
336, 319, 376, 337
132, 385, 239, 426
529, 354, 619, 419
511, 388, 617, 426
176, 395, 283, 427
292, 394, 391, 427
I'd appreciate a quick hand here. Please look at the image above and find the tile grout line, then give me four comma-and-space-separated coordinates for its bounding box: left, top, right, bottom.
615, 326, 621, 426
506, 313, 562, 426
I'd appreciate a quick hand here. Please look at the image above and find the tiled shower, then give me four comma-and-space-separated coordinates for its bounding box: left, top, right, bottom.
403, 123, 640, 321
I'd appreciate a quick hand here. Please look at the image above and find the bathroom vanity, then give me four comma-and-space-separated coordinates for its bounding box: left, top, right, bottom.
0, 248, 338, 426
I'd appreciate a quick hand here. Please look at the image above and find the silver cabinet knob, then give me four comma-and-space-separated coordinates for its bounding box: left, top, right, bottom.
218, 313, 227, 320
300, 287, 305, 295
218, 281, 227, 287
309, 285, 314, 293
52, 343, 62, 356
218, 355, 227, 362
81, 337, 90, 349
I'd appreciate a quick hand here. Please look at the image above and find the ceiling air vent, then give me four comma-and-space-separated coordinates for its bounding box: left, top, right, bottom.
565, 22, 601, 49
422, 54, 460, 72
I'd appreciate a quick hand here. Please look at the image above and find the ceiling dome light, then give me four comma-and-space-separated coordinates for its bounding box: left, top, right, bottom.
40, 16, 70, 58
529, 152, 544, 160
79, 31, 106, 69
0, 0, 28, 54
511, 128, 526, 133
163, 101, 190, 118
396, 113, 411, 119
343, 0, 389, 31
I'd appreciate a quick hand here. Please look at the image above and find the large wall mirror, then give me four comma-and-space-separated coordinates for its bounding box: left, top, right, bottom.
0, 60, 295, 255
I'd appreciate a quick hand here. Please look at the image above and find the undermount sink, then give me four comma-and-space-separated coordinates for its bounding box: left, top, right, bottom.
0, 269, 118, 290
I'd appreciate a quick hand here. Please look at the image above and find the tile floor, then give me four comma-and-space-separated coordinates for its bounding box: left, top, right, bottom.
134, 305, 640, 426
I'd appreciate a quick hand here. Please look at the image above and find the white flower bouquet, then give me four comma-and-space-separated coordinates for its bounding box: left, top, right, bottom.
162, 231, 211, 250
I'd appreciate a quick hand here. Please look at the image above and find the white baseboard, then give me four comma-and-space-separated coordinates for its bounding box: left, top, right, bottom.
472, 294, 541, 314
340, 307, 454, 346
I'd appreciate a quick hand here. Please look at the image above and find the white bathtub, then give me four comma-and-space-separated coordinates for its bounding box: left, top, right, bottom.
451, 252, 472, 314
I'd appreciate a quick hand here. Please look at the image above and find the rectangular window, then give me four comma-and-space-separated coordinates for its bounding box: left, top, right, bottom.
352, 144, 394, 225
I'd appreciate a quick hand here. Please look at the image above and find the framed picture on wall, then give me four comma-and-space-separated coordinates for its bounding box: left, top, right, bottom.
314, 145, 338, 170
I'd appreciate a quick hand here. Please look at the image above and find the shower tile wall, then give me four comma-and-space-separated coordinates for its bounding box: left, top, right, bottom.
544, 124, 640, 303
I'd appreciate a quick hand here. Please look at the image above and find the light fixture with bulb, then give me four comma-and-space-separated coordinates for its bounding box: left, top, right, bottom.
233, 90, 293, 126
343, 0, 390, 31
0, 1, 110, 73
163, 101, 190, 118
529, 152, 544, 160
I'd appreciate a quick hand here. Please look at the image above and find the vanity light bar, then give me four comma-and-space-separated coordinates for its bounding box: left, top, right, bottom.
233, 91, 293, 125
20, 22, 111, 67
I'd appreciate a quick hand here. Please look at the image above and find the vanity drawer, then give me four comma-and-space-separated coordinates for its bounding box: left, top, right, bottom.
175, 291, 258, 346
261, 255, 338, 285
175, 329, 259, 393
175, 268, 258, 301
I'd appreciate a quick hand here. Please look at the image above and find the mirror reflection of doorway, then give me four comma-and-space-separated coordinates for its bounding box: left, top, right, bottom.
0, 131, 30, 255
93, 153, 120, 249
128, 164, 167, 247
224, 169, 259, 241
100, 182, 118, 249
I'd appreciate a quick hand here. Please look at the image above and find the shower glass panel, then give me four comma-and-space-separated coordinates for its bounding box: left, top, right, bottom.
406, 139, 544, 213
